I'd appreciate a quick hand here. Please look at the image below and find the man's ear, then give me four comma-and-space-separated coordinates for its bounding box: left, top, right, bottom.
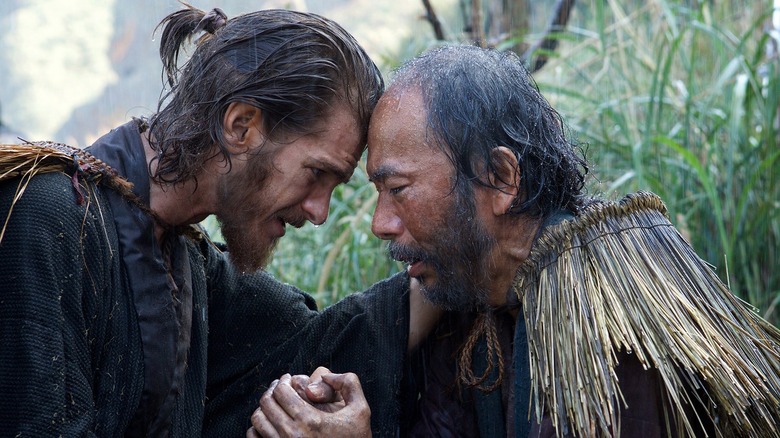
488, 146, 521, 216
222, 102, 264, 151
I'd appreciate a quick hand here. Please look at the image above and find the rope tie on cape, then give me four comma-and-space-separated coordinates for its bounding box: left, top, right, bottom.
457, 310, 505, 393
513, 191, 780, 437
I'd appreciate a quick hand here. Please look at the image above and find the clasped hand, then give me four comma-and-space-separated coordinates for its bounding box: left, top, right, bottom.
246, 366, 372, 438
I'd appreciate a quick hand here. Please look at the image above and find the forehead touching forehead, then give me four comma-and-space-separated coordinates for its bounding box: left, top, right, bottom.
367, 85, 443, 174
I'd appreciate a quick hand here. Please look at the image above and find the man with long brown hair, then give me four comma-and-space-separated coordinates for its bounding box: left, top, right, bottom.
0, 5, 436, 437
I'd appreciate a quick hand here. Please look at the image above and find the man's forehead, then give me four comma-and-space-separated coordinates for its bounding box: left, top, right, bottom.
368, 88, 427, 151
308, 103, 363, 177
367, 134, 451, 185
375, 85, 425, 120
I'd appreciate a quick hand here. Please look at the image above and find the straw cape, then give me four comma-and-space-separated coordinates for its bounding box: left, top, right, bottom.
0, 140, 203, 244
513, 192, 780, 437
0, 141, 141, 243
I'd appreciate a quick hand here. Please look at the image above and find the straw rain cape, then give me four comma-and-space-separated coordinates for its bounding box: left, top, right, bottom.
0, 140, 205, 243
0, 141, 137, 243
513, 192, 780, 437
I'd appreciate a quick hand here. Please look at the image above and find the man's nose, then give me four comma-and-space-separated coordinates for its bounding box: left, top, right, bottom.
371, 196, 402, 240
301, 189, 332, 226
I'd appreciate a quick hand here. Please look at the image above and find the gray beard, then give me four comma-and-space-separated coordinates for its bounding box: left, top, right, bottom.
390, 187, 496, 312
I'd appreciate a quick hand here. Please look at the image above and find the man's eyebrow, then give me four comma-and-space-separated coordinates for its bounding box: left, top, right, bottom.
368, 165, 398, 183
313, 158, 354, 183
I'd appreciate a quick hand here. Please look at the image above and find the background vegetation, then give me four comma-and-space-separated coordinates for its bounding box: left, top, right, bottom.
537, 0, 779, 324
205, 0, 780, 325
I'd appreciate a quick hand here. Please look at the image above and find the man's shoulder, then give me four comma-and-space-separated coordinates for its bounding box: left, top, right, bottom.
0, 171, 115, 237
322, 271, 411, 316
0, 171, 91, 211
362, 271, 411, 295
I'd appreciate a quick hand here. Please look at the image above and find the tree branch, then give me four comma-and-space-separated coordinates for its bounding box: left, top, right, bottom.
421, 0, 446, 40
471, 0, 486, 48
523, 0, 576, 72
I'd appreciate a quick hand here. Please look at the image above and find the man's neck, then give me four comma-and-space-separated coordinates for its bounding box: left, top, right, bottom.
140, 131, 216, 242
485, 215, 542, 313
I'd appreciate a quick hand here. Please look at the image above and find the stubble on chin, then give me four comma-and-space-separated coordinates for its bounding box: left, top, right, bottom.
220, 220, 278, 273
215, 151, 278, 273
417, 271, 486, 312
390, 189, 495, 312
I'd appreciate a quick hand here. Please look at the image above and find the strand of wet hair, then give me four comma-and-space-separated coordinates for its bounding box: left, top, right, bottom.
156, 4, 227, 87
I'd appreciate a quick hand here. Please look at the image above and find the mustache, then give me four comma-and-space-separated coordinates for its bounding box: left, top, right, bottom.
278, 208, 307, 229
387, 241, 429, 264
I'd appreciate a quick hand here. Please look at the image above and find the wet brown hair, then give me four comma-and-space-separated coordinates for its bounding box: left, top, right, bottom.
148, 5, 384, 184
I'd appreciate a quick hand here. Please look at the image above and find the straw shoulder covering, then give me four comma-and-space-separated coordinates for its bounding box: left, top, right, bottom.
0, 141, 140, 244
513, 191, 780, 437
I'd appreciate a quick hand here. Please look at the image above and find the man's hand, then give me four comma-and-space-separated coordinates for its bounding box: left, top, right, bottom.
246, 368, 371, 438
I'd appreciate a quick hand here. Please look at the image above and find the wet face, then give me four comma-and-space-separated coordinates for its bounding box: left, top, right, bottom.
217, 103, 362, 272
368, 88, 496, 311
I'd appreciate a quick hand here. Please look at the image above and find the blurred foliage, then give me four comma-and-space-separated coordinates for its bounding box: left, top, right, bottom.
205, 0, 780, 322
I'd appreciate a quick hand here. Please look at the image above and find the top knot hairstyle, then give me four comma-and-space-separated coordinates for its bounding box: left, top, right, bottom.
148, 5, 384, 184
390, 45, 587, 220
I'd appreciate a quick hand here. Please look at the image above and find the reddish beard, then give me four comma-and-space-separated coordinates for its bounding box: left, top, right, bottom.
220, 219, 278, 273
220, 205, 307, 272
215, 151, 278, 273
